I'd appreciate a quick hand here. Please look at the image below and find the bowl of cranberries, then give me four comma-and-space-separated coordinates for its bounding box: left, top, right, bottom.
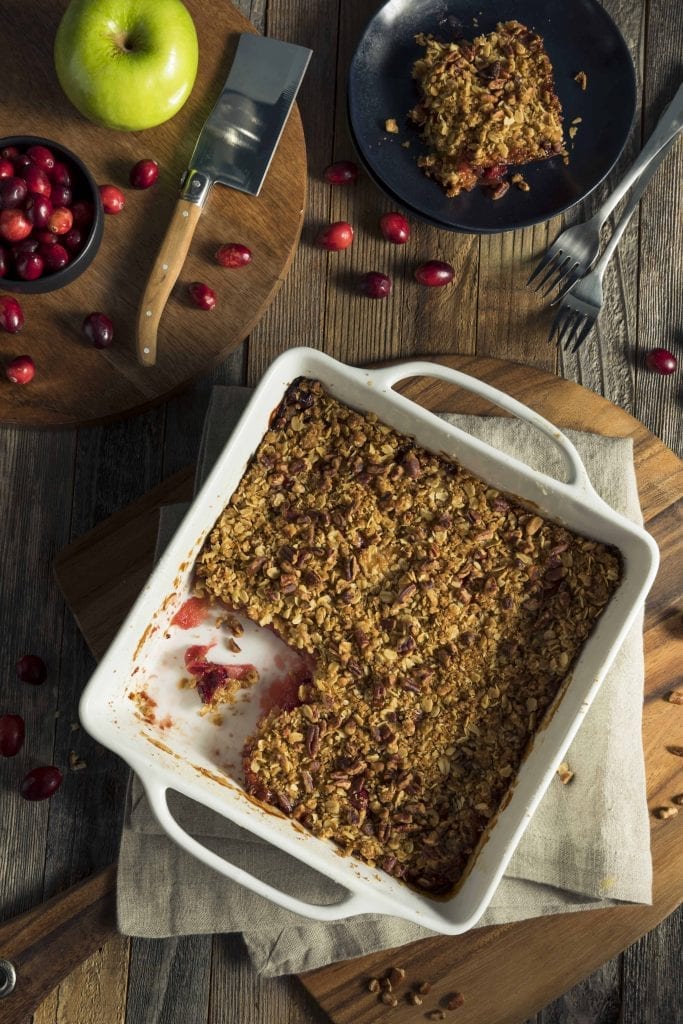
0, 135, 104, 294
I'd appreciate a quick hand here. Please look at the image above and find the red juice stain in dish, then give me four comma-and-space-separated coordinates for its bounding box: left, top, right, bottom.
184, 643, 214, 672
172, 596, 210, 629
260, 669, 311, 713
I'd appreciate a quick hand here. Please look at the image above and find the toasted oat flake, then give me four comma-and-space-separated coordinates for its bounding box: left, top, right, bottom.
654, 806, 678, 820
410, 21, 566, 198
194, 379, 621, 895
574, 70, 588, 90
557, 762, 574, 785
385, 118, 399, 133
667, 689, 683, 705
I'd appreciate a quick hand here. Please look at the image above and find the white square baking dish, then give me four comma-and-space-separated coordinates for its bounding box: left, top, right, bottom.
79, 347, 658, 934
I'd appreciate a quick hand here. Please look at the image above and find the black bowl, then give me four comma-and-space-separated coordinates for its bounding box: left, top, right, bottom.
0, 134, 103, 293
348, 0, 637, 233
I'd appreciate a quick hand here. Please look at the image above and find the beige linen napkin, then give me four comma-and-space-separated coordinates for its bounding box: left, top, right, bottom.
117, 386, 652, 976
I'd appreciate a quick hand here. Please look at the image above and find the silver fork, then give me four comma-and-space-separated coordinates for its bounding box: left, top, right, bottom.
548, 137, 677, 352
528, 81, 683, 297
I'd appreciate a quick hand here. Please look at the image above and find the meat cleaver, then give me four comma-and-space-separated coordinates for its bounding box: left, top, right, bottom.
136, 32, 311, 366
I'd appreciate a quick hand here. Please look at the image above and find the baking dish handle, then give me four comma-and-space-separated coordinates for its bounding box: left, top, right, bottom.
143, 779, 374, 921
369, 361, 596, 497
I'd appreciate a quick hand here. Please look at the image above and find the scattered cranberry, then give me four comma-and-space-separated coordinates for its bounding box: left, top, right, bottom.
414, 260, 455, 287
41, 243, 69, 273
83, 311, 114, 348
25, 193, 53, 230
324, 160, 359, 185
316, 221, 354, 251
99, 184, 125, 214
23, 165, 51, 198
188, 282, 216, 310
47, 207, 73, 235
0, 248, 8, 278
645, 348, 677, 375
15, 252, 44, 281
129, 159, 159, 189
71, 200, 94, 229
27, 144, 55, 172
0, 714, 25, 757
0, 159, 14, 179
62, 228, 83, 253
0, 145, 19, 160
16, 654, 47, 683
50, 184, 72, 208
0, 209, 32, 242
379, 211, 410, 244
20, 765, 63, 801
0, 296, 25, 333
0, 176, 28, 209
359, 271, 392, 298
49, 161, 71, 187
6, 355, 35, 384
215, 242, 252, 268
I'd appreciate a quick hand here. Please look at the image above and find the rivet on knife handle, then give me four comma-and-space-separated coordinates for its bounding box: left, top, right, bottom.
136, 181, 208, 367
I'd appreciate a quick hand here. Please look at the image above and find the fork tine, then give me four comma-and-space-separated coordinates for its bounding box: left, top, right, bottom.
527, 246, 560, 287
557, 311, 581, 351
549, 268, 581, 306
541, 260, 579, 299
533, 254, 571, 294
547, 306, 570, 345
570, 316, 595, 353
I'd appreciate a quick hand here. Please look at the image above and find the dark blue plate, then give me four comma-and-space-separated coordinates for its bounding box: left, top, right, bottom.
347, 0, 636, 233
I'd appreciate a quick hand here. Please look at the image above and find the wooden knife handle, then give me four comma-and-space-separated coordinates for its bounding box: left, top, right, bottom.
0, 863, 117, 1023
136, 197, 204, 367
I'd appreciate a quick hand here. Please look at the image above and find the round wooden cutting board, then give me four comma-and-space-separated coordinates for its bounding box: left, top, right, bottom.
44, 355, 681, 1024
0, 0, 306, 427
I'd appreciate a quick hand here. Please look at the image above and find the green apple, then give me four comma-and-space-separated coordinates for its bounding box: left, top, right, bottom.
54, 0, 199, 131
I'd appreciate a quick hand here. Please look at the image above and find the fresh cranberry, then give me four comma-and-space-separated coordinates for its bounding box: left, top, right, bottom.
16, 653, 46, 682
0, 176, 28, 209
323, 160, 359, 185
15, 252, 44, 281
50, 184, 72, 208
414, 260, 455, 287
25, 193, 53, 230
0, 296, 25, 333
215, 242, 252, 268
480, 163, 507, 184
27, 144, 55, 172
0, 247, 8, 277
129, 158, 159, 189
645, 348, 677, 374
71, 200, 94, 229
41, 243, 69, 273
11, 237, 39, 256
49, 161, 72, 187
6, 355, 35, 384
188, 282, 216, 310
20, 765, 63, 801
99, 184, 125, 214
83, 312, 114, 348
47, 207, 73, 235
359, 271, 392, 298
0, 159, 14, 179
316, 221, 354, 251
379, 211, 410, 244
0, 209, 32, 242
0, 145, 20, 160
23, 165, 51, 198
12, 154, 32, 175
0, 714, 25, 757
62, 228, 83, 253
33, 229, 57, 245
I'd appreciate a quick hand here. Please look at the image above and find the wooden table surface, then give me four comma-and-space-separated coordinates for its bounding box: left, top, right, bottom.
0, 2, 680, 1023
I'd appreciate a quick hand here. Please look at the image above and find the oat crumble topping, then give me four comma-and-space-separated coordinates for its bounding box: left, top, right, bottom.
194, 379, 621, 895
409, 20, 566, 197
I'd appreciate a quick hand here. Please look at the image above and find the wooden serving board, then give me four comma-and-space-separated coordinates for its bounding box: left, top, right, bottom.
54, 356, 682, 1024
0, 0, 306, 427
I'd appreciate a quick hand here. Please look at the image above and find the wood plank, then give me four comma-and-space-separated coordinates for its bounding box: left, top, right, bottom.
50, 356, 681, 1024
0, 0, 306, 426
125, 936, 212, 1024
